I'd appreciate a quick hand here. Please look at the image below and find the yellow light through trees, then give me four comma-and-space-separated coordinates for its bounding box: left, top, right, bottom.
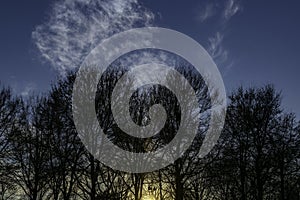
142, 194, 155, 200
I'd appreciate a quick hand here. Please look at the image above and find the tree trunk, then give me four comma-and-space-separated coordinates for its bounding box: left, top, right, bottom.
175, 160, 184, 200
280, 162, 285, 200
90, 155, 96, 200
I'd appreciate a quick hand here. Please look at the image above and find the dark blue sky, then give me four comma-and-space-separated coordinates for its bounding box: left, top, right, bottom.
0, 0, 300, 116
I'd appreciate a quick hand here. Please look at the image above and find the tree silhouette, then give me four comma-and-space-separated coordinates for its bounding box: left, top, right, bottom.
0, 79, 299, 200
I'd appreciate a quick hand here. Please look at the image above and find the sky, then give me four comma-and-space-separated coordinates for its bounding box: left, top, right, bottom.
0, 0, 300, 116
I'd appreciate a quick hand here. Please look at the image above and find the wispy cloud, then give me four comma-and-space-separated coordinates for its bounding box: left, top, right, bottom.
197, 3, 217, 22
224, 0, 242, 22
8, 76, 37, 97
208, 32, 235, 75
32, 0, 154, 75
21, 83, 37, 97
196, 0, 242, 24
196, 0, 243, 70
208, 32, 228, 64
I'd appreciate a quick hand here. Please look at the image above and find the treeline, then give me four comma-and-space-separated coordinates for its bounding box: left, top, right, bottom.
0, 71, 299, 200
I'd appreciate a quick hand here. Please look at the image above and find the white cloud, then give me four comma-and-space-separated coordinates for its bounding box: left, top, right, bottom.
32, 0, 154, 75
21, 83, 37, 97
224, 0, 242, 21
208, 32, 228, 64
195, 0, 243, 71
197, 3, 216, 22
208, 32, 236, 75
196, 0, 242, 24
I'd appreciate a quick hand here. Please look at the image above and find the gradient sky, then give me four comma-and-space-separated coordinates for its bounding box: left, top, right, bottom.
0, 0, 300, 116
